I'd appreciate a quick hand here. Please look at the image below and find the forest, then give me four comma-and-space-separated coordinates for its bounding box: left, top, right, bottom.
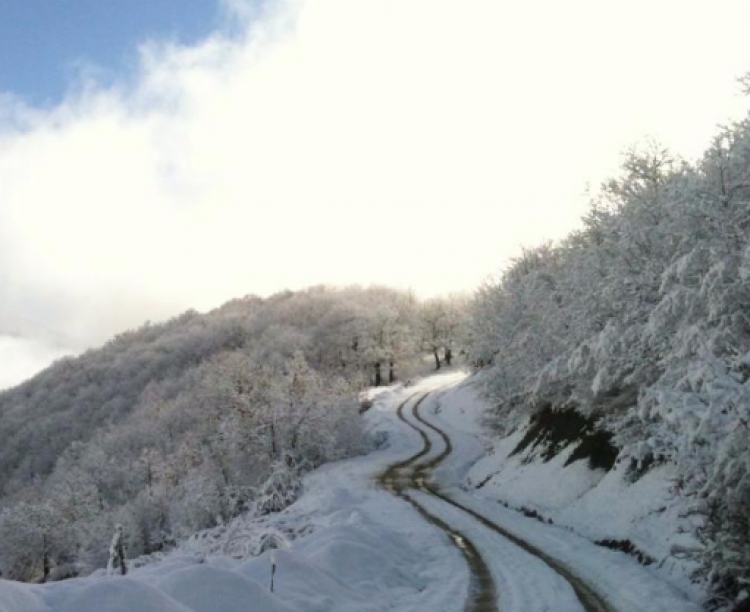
0, 286, 466, 581
467, 121, 750, 601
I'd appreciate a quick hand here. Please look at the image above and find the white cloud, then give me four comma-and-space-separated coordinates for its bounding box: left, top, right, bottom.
0, 336, 71, 390
2, 0, 750, 385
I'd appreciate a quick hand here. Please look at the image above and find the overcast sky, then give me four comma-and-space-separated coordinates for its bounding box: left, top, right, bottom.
2, 0, 750, 389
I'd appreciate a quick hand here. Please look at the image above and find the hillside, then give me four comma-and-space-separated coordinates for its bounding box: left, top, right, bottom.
466, 122, 750, 606
0, 286, 464, 581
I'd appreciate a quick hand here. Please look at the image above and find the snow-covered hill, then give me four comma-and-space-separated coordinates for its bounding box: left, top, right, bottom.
0, 286, 466, 582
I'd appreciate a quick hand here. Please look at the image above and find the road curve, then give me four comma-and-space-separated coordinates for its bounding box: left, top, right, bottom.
380, 390, 618, 612
377, 393, 499, 612
410, 394, 615, 612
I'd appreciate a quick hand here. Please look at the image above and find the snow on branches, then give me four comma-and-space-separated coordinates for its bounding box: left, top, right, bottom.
468, 121, 750, 602
0, 286, 468, 581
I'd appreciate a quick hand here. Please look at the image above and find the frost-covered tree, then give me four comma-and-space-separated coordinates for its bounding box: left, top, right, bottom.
107, 525, 127, 576
358, 289, 420, 385
418, 295, 469, 370
0, 501, 66, 582
467, 98, 750, 601
0, 285, 465, 580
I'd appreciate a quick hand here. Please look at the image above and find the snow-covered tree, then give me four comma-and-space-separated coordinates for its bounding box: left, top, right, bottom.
107, 524, 127, 576
0, 284, 459, 580
418, 295, 469, 370
467, 108, 750, 600
0, 501, 66, 582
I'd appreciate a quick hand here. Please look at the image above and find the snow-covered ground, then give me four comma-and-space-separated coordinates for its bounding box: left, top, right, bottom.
0, 372, 705, 612
431, 377, 703, 586
421, 380, 702, 612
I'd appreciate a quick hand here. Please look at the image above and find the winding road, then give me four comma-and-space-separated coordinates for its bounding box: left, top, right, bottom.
378, 391, 616, 612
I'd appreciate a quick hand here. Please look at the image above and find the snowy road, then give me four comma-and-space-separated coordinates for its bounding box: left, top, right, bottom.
378, 393, 498, 611
375, 380, 702, 612
378, 390, 611, 612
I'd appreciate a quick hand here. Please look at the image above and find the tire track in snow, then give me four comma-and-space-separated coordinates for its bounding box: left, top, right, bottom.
378, 393, 499, 612
409, 394, 615, 612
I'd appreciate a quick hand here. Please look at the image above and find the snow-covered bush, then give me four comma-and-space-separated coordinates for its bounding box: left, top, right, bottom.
253, 455, 309, 516
642, 353, 750, 603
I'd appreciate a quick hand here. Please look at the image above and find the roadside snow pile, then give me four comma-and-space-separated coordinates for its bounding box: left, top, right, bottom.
157, 565, 296, 612
55, 579, 194, 612
0, 509, 433, 612
0, 580, 46, 612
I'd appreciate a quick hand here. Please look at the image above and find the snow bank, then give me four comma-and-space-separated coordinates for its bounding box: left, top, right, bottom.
0, 506, 430, 612
55, 579, 193, 612
0, 580, 46, 612
158, 565, 296, 612
237, 549, 368, 612
431, 376, 701, 587
469, 434, 694, 563
0, 514, 432, 612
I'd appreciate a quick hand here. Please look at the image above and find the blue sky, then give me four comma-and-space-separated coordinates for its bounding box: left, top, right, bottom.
0, 0, 223, 106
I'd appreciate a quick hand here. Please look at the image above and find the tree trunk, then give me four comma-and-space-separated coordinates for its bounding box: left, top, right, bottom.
374, 362, 382, 387
270, 422, 277, 460
445, 347, 452, 366
42, 542, 50, 583
117, 539, 127, 575
290, 407, 310, 452
433, 349, 441, 370
388, 360, 396, 383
